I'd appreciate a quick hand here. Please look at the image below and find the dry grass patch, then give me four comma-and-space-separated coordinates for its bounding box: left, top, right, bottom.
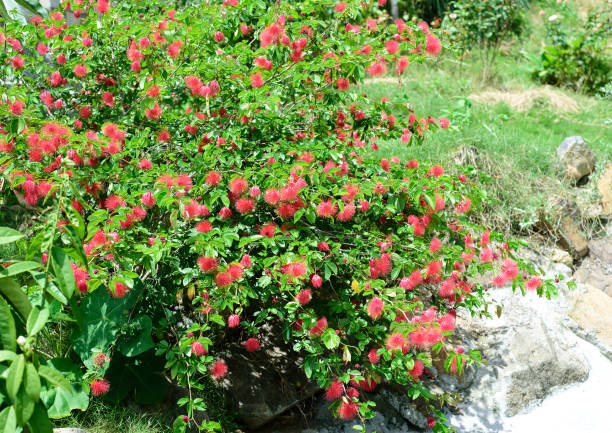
469, 86, 581, 113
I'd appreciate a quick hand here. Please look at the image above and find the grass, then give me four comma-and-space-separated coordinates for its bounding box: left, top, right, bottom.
53, 399, 172, 433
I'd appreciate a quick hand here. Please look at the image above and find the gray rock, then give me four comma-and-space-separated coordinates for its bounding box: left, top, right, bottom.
452, 287, 589, 418
557, 136, 596, 182
377, 389, 429, 429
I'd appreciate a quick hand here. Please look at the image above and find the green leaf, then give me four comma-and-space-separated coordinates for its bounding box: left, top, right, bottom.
24, 363, 41, 401
6, 355, 25, 401
0, 277, 32, 319
0, 407, 16, 433
26, 404, 54, 433
0, 296, 16, 351
50, 247, 76, 300
117, 315, 154, 357
38, 365, 71, 393
71, 281, 141, 363
0, 350, 16, 363
39, 358, 88, 418
321, 328, 340, 350
27, 307, 50, 337
0, 261, 42, 278
15, 388, 35, 425
0, 227, 23, 245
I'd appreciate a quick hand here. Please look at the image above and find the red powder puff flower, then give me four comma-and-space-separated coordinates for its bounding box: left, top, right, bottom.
191, 341, 207, 356
139, 159, 153, 170
250, 72, 264, 88
284, 261, 307, 278
311, 274, 322, 288
101, 92, 114, 107
94, 353, 110, 367
325, 380, 343, 401
228, 314, 240, 328
205, 171, 222, 186
215, 272, 232, 288
409, 360, 424, 380
336, 78, 350, 90
296, 289, 312, 305
367, 297, 384, 319
502, 258, 519, 280
335, 2, 347, 12
492, 274, 508, 288
368, 347, 380, 364
227, 263, 244, 281
111, 281, 128, 298
240, 254, 252, 268
104, 195, 125, 210
73, 64, 87, 77
317, 200, 337, 218
317, 242, 330, 252
456, 197, 472, 214
167, 40, 183, 58
337, 402, 359, 420
198, 257, 218, 273
214, 31, 225, 43
309, 317, 328, 336
386, 332, 405, 352
97, 0, 110, 13
235, 198, 256, 214
346, 387, 359, 399
337, 202, 356, 222
377, 253, 392, 276
196, 220, 212, 233
366, 61, 387, 77
210, 360, 228, 380
260, 222, 276, 238
430, 238, 442, 253
90, 379, 110, 396
245, 337, 260, 352
526, 276, 542, 290
218, 207, 232, 219
229, 177, 248, 196
145, 103, 163, 121
385, 40, 399, 54
480, 248, 493, 263
141, 192, 155, 208
426, 34, 442, 56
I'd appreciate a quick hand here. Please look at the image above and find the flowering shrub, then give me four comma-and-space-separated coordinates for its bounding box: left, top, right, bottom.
0, 0, 556, 432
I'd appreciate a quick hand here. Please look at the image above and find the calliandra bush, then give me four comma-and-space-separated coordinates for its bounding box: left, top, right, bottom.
0, 0, 557, 431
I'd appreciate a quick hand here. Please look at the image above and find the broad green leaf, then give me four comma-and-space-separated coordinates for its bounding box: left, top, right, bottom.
26, 404, 54, 433
0, 277, 32, 319
46, 282, 68, 305
0, 227, 23, 245
0, 350, 17, 363
117, 315, 154, 357
27, 307, 50, 337
321, 328, 340, 350
24, 363, 41, 400
0, 407, 16, 433
50, 247, 76, 300
39, 358, 88, 418
6, 354, 25, 401
0, 296, 16, 351
38, 365, 71, 393
0, 261, 41, 277
71, 282, 141, 363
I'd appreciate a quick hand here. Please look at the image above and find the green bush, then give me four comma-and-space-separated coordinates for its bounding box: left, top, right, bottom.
0, 0, 555, 432
530, 6, 611, 95
443, 0, 526, 79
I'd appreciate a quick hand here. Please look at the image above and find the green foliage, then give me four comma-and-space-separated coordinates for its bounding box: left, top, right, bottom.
0, 0, 558, 432
443, 0, 526, 78
529, 5, 611, 95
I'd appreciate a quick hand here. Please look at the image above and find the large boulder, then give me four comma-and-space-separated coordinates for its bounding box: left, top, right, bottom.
448, 287, 589, 419
598, 163, 612, 215
557, 136, 596, 182
573, 236, 612, 297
